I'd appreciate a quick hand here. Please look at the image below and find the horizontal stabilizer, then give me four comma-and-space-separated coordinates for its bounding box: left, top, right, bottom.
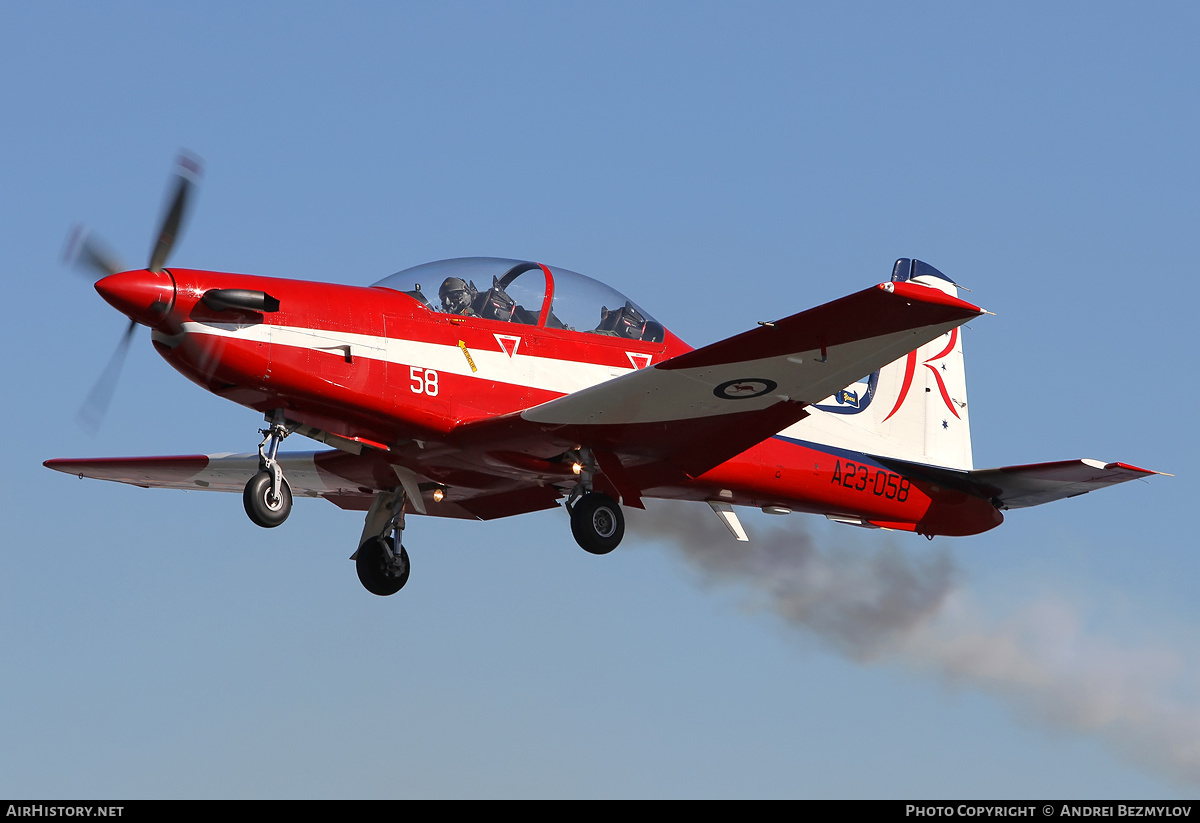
967, 459, 1165, 509
874, 456, 1164, 510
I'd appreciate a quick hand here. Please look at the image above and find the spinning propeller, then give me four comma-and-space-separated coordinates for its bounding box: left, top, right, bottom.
65, 152, 203, 432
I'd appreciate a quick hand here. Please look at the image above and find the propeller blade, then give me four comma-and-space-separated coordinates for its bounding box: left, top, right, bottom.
76, 319, 138, 434
148, 152, 203, 273
72, 152, 203, 432
63, 224, 125, 280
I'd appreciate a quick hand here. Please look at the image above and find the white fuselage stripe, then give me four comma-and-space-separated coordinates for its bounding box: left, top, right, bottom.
178, 321, 632, 396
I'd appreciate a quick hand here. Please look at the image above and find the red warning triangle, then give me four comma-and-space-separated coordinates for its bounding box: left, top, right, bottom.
494, 334, 521, 358
626, 352, 652, 370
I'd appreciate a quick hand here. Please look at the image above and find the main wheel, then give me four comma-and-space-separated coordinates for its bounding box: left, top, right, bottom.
356, 535, 410, 596
570, 492, 624, 555
243, 471, 293, 528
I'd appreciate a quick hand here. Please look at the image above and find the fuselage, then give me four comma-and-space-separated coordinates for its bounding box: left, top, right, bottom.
95, 258, 1003, 537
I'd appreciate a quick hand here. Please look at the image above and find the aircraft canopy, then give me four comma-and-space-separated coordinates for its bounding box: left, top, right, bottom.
373, 257, 664, 342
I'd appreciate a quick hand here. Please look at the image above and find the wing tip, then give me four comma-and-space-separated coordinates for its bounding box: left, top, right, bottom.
884, 280, 986, 317
1105, 461, 1172, 478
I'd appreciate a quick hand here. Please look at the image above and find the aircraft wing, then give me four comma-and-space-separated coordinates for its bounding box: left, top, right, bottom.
42, 451, 563, 521
514, 280, 985, 477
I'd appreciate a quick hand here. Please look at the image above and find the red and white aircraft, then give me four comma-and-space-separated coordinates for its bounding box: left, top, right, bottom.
47, 158, 1163, 595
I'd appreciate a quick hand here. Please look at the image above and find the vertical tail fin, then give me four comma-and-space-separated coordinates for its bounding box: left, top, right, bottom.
793, 259, 974, 470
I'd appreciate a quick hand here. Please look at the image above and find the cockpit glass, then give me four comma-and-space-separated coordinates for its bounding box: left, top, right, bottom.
373, 257, 663, 342
373, 258, 545, 326
545, 266, 663, 343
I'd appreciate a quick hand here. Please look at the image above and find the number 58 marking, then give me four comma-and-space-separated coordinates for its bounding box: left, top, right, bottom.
409, 366, 439, 396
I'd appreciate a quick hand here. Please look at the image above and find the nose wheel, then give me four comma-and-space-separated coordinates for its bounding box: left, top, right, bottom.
244, 410, 294, 528
243, 470, 293, 528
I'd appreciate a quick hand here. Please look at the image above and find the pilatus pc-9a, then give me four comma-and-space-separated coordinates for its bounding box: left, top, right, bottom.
47, 157, 1163, 596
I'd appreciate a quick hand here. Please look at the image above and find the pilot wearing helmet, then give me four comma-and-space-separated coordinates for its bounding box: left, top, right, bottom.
439, 276, 477, 316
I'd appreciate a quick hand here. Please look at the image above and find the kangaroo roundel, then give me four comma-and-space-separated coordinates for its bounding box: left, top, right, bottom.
714, 378, 778, 400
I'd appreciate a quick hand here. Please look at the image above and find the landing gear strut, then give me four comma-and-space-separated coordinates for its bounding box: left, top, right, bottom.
565, 448, 625, 554
354, 486, 411, 596
243, 410, 293, 528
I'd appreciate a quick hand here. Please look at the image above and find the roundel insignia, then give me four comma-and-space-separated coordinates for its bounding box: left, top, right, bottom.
713, 378, 778, 400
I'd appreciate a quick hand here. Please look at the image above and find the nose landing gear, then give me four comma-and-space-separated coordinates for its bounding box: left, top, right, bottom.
243, 410, 294, 528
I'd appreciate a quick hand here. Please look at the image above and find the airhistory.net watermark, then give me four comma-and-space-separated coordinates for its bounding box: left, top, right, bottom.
5, 807, 123, 817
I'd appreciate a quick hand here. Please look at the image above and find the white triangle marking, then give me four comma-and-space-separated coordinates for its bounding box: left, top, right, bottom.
494, 334, 521, 358
626, 352, 652, 370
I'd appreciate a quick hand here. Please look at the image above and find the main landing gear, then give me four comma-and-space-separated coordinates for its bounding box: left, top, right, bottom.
243, 411, 293, 528
356, 535, 410, 596
568, 491, 625, 554
564, 449, 625, 555
354, 486, 411, 596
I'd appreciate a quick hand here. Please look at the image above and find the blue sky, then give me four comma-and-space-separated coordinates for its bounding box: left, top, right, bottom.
2, 1, 1197, 798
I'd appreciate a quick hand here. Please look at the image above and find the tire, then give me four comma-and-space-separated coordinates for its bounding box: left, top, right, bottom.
356, 536, 410, 596
243, 471, 293, 528
570, 492, 624, 555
